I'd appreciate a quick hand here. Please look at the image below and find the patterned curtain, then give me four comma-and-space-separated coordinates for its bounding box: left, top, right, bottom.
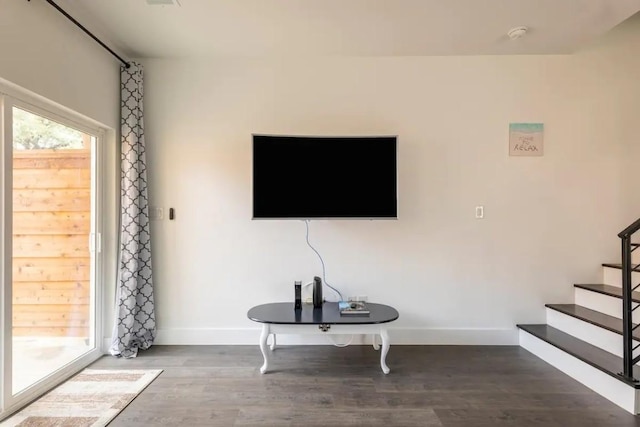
110, 62, 156, 358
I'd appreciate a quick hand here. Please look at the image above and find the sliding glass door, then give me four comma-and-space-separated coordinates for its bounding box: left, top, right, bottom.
1, 94, 105, 417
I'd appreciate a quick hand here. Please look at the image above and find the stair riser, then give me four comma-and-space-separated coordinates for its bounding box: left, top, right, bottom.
519, 330, 640, 414
603, 267, 640, 288
546, 308, 638, 359
573, 288, 640, 322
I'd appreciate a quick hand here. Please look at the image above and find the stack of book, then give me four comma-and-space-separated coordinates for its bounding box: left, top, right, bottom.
339, 301, 370, 316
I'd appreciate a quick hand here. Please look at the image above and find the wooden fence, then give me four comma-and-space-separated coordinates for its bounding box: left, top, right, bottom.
12, 149, 91, 337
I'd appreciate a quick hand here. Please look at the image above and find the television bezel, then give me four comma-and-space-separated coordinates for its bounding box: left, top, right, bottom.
251, 133, 399, 220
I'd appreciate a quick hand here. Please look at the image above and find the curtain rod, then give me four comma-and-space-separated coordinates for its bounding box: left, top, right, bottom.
30, 0, 131, 68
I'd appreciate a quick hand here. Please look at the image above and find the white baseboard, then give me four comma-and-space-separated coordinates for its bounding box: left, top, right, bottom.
153, 327, 518, 345
519, 329, 639, 414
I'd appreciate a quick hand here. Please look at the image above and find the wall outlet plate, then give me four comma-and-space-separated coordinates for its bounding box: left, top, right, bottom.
150, 207, 164, 220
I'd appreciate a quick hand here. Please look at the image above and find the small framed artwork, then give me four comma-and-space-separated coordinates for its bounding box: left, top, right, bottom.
509, 123, 543, 156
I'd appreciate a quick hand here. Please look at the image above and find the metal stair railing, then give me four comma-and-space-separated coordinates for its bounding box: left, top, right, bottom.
618, 217, 640, 382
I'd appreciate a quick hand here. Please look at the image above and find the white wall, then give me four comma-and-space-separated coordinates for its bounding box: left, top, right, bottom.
602, 16, 640, 223
141, 16, 640, 345
0, 0, 636, 350
0, 0, 120, 347
0, 0, 120, 127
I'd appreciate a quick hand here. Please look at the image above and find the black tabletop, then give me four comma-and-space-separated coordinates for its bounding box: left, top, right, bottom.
247, 302, 399, 325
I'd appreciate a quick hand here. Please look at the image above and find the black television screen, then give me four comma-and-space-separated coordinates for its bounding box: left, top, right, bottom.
252, 135, 397, 219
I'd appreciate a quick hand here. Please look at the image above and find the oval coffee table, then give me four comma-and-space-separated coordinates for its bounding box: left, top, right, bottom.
247, 302, 399, 374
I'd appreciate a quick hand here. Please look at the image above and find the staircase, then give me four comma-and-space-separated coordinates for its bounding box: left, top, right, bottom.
518, 230, 640, 414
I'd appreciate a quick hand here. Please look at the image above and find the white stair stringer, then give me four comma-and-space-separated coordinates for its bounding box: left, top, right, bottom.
546, 308, 639, 359
574, 288, 640, 323
519, 329, 640, 414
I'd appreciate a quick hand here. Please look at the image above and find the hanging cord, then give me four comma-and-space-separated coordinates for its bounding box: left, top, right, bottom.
304, 220, 343, 301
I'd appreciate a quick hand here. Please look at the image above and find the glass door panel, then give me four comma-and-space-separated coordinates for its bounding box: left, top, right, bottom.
11, 106, 95, 394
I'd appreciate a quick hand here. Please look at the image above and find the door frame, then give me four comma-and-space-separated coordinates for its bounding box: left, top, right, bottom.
0, 83, 112, 420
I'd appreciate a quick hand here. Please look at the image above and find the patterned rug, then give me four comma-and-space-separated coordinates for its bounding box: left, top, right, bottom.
2, 369, 162, 427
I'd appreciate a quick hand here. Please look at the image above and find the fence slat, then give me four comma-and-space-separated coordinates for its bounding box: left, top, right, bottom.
12, 290, 90, 305
13, 149, 90, 170
13, 189, 90, 212
13, 304, 90, 313
13, 212, 90, 235
13, 235, 89, 257
13, 327, 89, 337
13, 281, 89, 291
12, 258, 89, 283
13, 168, 91, 189
13, 311, 89, 327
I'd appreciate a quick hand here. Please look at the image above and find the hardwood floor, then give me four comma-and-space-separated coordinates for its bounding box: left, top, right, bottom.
90, 345, 640, 426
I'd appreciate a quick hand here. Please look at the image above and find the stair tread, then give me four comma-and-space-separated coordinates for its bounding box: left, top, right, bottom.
518, 324, 640, 388
574, 283, 640, 303
602, 263, 640, 270
545, 303, 640, 340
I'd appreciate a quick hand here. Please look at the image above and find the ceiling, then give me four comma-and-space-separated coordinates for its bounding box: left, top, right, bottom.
59, 0, 640, 58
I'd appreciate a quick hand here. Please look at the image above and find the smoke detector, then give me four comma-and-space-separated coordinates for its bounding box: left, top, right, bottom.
146, 0, 181, 6
507, 26, 528, 40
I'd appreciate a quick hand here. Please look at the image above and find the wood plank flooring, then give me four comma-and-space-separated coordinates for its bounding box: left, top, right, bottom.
89, 345, 640, 426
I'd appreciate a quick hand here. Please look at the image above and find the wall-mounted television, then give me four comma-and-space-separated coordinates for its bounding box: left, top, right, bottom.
252, 134, 397, 219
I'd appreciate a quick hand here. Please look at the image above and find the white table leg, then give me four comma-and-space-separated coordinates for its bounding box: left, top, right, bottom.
270, 334, 276, 351
380, 328, 390, 374
259, 324, 270, 374
372, 334, 380, 350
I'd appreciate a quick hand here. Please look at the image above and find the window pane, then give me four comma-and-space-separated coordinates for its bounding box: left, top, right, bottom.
13, 107, 85, 150
11, 106, 95, 394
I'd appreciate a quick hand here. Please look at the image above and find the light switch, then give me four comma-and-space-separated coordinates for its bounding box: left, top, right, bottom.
150, 207, 164, 220
475, 206, 484, 219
